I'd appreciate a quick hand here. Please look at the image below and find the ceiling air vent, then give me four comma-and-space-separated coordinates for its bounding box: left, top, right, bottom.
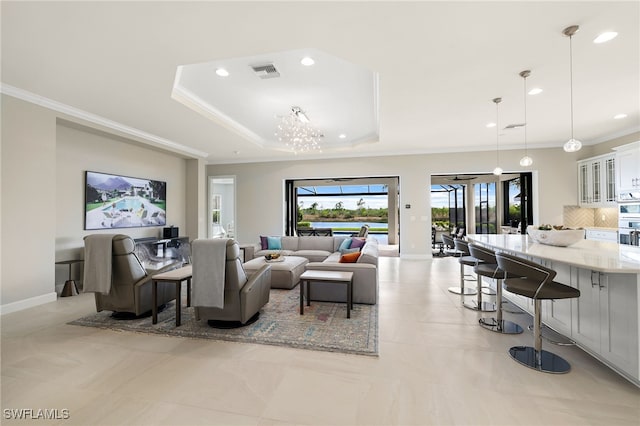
504, 123, 526, 129
251, 63, 280, 79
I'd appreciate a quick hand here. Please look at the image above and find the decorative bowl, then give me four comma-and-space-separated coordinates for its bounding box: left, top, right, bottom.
526, 226, 585, 247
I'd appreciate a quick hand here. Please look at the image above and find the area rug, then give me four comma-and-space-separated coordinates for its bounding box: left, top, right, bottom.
69, 289, 378, 356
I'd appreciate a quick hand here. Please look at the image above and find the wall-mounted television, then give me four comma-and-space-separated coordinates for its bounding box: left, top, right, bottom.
84, 171, 167, 230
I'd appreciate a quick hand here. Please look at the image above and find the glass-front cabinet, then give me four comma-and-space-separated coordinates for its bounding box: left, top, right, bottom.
578, 153, 616, 207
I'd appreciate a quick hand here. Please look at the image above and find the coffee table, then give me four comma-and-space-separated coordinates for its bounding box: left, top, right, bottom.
300, 270, 354, 318
243, 255, 308, 289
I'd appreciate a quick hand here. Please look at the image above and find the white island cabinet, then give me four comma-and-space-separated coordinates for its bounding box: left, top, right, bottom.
467, 234, 640, 386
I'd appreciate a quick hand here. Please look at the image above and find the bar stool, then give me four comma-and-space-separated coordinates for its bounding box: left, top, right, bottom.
441, 234, 462, 257
462, 247, 496, 313
468, 244, 522, 334
447, 238, 478, 296
496, 252, 581, 374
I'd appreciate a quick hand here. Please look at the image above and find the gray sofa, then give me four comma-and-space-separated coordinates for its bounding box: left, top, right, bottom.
244, 236, 379, 304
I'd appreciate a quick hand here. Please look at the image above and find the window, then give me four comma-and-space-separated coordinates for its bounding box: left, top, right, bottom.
475, 182, 496, 234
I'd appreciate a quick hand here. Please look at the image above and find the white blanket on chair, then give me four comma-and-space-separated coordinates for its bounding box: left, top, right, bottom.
83, 234, 116, 295
192, 238, 228, 309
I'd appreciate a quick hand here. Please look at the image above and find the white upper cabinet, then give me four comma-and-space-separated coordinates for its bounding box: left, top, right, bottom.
577, 153, 616, 207
614, 142, 640, 200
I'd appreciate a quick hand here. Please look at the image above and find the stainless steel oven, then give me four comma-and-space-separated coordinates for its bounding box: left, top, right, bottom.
618, 202, 640, 245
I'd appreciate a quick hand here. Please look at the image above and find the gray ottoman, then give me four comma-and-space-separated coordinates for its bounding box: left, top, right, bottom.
243, 256, 309, 289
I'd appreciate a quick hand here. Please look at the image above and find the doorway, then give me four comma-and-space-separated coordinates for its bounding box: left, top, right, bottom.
430, 172, 533, 236
208, 177, 236, 238
284, 176, 400, 248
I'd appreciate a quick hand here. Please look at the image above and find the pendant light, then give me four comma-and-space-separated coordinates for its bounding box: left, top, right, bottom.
519, 70, 533, 166
492, 97, 503, 176
563, 25, 582, 153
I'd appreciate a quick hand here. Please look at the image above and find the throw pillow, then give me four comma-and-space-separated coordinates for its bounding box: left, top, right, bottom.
339, 252, 361, 263
260, 236, 268, 250
267, 236, 282, 250
350, 238, 366, 250
338, 238, 352, 251
340, 247, 360, 255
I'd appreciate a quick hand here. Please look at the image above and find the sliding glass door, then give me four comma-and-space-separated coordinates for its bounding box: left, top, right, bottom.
475, 182, 496, 234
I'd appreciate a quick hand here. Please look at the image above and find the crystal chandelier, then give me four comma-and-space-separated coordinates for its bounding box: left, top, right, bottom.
275, 106, 323, 153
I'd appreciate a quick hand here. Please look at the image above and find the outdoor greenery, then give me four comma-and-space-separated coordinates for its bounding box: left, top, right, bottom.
298, 198, 388, 223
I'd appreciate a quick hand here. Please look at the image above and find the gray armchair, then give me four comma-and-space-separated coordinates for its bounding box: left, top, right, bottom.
193, 239, 271, 327
84, 234, 178, 318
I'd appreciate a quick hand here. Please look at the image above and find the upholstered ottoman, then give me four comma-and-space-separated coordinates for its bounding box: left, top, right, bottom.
243, 256, 309, 289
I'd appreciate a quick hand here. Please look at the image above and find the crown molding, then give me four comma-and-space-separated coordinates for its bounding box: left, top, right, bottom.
0, 83, 209, 159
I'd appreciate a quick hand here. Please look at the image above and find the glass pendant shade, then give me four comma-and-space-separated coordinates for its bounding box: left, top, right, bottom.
563, 25, 582, 153
519, 155, 533, 167
519, 70, 533, 166
492, 97, 502, 175
563, 138, 582, 153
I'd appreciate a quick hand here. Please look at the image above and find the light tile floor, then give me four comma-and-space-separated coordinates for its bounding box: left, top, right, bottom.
2, 256, 639, 425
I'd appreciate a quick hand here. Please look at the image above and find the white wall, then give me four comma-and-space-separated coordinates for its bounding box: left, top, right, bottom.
54, 122, 189, 288
1, 96, 57, 310
1, 94, 198, 312
208, 146, 579, 257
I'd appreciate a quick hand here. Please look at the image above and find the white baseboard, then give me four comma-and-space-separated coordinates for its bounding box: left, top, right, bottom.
0, 292, 57, 315
400, 254, 431, 260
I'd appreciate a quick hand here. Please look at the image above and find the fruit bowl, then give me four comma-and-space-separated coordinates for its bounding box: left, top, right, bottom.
526, 226, 585, 247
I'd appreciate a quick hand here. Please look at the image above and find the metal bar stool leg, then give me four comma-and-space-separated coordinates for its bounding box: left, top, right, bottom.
479, 278, 523, 334
448, 261, 477, 295
508, 299, 571, 373
463, 274, 495, 312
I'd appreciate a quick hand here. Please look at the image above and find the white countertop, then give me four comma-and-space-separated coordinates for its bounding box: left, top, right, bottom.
466, 234, 640, 273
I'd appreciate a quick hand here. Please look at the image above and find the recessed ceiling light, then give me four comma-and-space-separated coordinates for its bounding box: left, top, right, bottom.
215, 68, 229, 77
528, 88, 543, 95
486, 122, 496, 128
614, 113, 627, 120
338, 134, 347, 139
594, 32, 618, 44
301, 57, 315, 66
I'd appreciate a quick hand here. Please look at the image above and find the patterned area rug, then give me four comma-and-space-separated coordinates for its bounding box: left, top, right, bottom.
69, 289, 378, 356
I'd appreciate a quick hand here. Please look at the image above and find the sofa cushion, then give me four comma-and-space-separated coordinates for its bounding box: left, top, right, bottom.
340, 252, 361, 263
281, 236, 299, 251
350, 238, 366, 250
297, 236, 335, 252
260, 236, 268, 250
255, 249, 296, 258
294, 250, 333, 263
338, 238, 352, 251
267, 236, 282, 250
340, 247, 360, 255
357, 239, 379, 265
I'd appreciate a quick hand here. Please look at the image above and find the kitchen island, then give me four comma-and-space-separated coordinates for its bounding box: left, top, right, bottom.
467, 234, 640, 387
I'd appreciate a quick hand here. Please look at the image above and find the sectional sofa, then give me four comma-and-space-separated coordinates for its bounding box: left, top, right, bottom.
243, 235, 379, 304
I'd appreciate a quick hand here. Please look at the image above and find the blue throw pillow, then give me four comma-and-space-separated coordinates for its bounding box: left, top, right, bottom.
340, 247, 360, 255
338, 238, 352, 251
267, 236, 282, 250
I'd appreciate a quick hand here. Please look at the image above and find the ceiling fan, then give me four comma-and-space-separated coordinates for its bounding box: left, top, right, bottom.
445, 175, 478, 182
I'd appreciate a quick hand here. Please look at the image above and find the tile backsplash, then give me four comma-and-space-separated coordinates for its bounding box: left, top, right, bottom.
563, 205, 618, 228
